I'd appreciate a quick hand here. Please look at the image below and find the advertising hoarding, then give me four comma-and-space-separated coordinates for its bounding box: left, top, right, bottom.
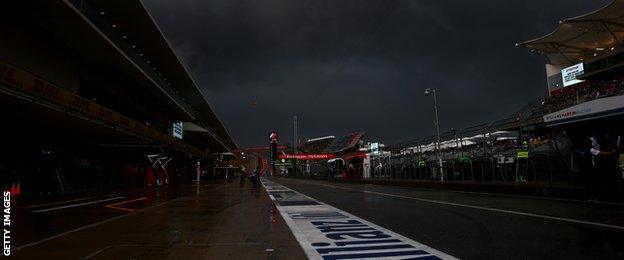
543, 95, 624, 125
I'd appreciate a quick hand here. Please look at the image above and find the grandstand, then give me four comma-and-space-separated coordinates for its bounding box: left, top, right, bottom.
325, 132, 365, 154
0, 1, 237, 197
290, 132, 366, 178
382, 0, 624, 188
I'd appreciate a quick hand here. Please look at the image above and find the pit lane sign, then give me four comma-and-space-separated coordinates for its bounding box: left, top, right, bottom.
172, 122, 183, 139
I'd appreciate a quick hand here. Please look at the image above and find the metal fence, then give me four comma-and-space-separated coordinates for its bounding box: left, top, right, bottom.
368, 150, 572, 186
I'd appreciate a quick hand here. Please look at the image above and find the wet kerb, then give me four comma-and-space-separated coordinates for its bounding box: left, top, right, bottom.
262, 178, 458, 260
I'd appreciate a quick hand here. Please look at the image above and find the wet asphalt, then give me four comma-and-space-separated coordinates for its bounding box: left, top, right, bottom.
10, 180, 305, 259
270, 177, 624, 259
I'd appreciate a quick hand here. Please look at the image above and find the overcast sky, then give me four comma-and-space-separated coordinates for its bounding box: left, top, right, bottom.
144, 0, 610, 148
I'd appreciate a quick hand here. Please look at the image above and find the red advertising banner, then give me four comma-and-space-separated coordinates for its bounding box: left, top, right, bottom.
278, 154, 336, 160
0, 60, 207, 157
346, 152, 368, 159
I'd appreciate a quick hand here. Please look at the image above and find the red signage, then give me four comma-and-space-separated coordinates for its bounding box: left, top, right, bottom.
346, 152, 368, 159
278, 154, 336, 160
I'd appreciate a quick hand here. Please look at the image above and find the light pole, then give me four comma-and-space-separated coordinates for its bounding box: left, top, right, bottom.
293, 115, 298, 175
424, 88, 444, 181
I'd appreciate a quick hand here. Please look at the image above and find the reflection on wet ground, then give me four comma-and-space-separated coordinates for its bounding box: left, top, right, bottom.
12, 180, 306, 259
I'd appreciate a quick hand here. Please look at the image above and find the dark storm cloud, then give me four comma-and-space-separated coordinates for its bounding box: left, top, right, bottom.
144, 0, 611, 147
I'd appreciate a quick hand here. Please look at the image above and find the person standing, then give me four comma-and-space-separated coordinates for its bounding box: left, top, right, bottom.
250, 168, 261, 187
146, 164, 155, 187
589, 130, 619, 200
239, 170, 246, 186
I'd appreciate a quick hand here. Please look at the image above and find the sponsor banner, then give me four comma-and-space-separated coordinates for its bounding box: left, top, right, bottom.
262, 179, 457, 260
278, 154, 336, 160
543, 95, 624, 125
0, 60, 206, 156
345, 152, 368, 159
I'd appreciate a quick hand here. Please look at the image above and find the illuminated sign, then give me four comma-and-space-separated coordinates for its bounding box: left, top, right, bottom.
561, 63, 584, 87
278, 154, 336, 160
172, 122, 183, 139
269, 132, 279, 143
306, 135, 335, 142
370, 142, 379, 155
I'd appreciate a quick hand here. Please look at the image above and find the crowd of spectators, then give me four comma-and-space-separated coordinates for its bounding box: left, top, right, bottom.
378, 70, 624, 183
541, 75, 624, 113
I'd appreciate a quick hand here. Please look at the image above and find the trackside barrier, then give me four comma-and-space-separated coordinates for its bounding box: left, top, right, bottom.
303, 153, 587, 188
366, 154, 577, 186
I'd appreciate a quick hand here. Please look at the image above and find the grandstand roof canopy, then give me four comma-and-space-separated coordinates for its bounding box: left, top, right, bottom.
325, 132, 364, 154
83, 0, 238, 151
518, 0, 624, 65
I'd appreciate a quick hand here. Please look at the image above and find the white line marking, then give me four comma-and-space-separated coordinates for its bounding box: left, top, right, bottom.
32, 197, 125, 213
15, 196, 188, 252
105, 197, 147, 212
419, 187, 624, 207
359, 181, 624, 207
17, 197, 95, 209
263, 179, 458, 259
83, 243, 270, 259
82, 245, 113, 259
361, 190, 624, 230
270, 195, 320, 258
302, 181, 624, 231
106, 197, 146, 207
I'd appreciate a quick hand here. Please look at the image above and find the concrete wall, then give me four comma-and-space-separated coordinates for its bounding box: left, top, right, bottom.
545, 63, 564, 95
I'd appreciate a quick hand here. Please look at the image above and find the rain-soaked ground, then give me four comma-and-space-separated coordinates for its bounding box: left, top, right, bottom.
271, 177, 624, 259
10, 177, 624, 259
10, 180, 305, 259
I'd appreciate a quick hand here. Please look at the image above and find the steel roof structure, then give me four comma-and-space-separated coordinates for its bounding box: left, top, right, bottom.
518, 0, 624, 65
